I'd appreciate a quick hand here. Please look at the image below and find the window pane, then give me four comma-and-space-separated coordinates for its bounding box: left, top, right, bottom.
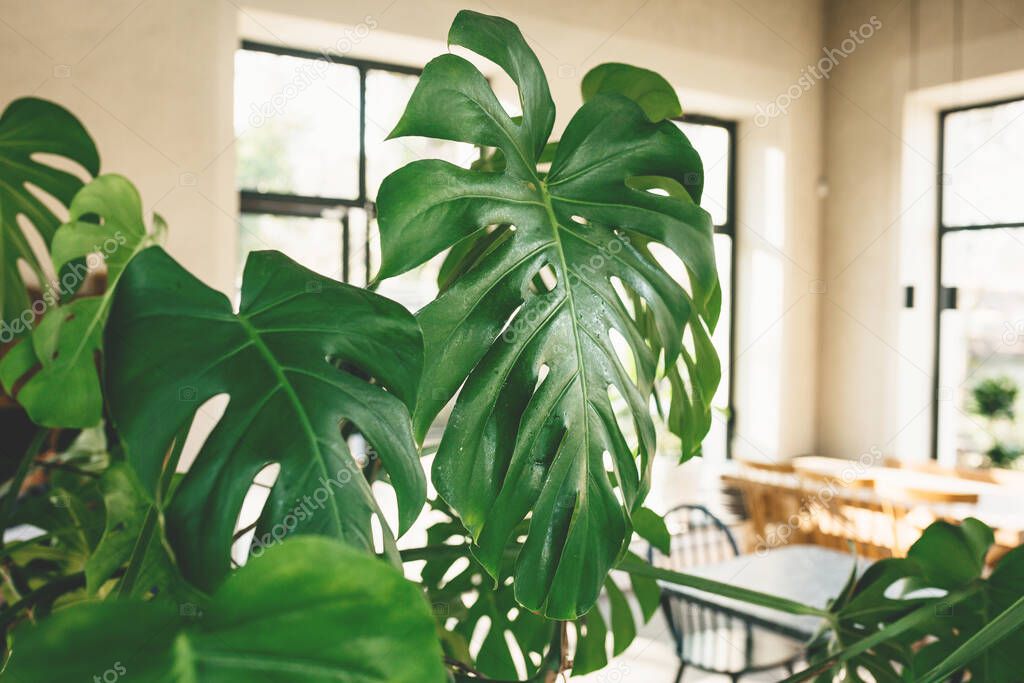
699, 233, 733, 462
713, 233, 733, 411
937, 228, 1024, 465
649, 233, 733, 461
943, 99, 1024, 227
675, 121, 730, 227
235, 50, 359, 198
238, 213, 342, 282
364, 69, 477, 200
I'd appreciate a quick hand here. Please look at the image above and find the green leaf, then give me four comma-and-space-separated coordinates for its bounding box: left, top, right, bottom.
605, 577, 637, 655
377, 9, 717, 619
914, 543, 1024, 680
907, 517, 993, 589
85, 462, 153, 593
798, 519, 1024, 682
632, 506, 670, 555
1, 175, 162, 428
418, 503, 557, 680
919, 595, 1024, 683
0, 97, 99, 330
571, 572, 659, 675
417, 503, 658, 680
85, 462, 196, 603
581, 63, 682, 122
782, 588, 977, 683
573, 602, 609, 674
5, 537, 449, 682
105, 247, 425, 590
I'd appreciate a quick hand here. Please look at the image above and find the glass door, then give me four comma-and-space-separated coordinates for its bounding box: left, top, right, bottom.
935, 97, 1024, 465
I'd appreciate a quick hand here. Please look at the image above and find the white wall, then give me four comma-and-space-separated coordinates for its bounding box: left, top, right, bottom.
1, 0, 827, 466
819, 0, 1024, 462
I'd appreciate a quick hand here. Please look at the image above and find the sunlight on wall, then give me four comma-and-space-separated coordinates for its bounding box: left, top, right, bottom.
741, 147, 786, 457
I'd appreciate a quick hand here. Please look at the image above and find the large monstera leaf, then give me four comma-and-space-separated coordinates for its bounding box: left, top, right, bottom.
105, 247, 425, 590
376, 10, 718, 618
1, 175, 163, 427
5, 537, 449, 683
0, 98, 99, 329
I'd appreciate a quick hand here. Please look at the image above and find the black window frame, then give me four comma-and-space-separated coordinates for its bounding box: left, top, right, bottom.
674, 113, 738, 460
237, 40, 425, 284
931, 94, 1024, 459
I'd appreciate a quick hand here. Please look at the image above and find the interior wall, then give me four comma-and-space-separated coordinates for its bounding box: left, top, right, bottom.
819, 0, 1024, 461
1, 0, 827, 468
0, 0, 238, 294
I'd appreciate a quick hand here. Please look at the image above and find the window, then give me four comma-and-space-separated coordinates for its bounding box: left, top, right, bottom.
934, 97, 1024, 464
672, 115, 737, 462
234, 42, 475, 302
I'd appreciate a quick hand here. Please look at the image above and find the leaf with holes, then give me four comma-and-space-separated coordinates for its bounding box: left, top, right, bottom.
435, 61, 684, 295
105, 246, 425, 591
0, 97, 99, 329
418, 503, 659, 680
375, 10, 718, 619
1, 174, 164, 427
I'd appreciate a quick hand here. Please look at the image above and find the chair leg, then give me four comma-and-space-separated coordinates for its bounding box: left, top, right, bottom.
728, 674, 741, 683
673, 661, 685, 683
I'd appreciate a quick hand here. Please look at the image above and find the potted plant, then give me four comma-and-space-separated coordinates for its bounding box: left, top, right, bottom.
969, 376, 1022, 468
0, 10, 1021, 682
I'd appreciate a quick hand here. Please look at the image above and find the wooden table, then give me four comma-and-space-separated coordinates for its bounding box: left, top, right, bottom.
727, 458, 1024, 558
659, 545, 864, 640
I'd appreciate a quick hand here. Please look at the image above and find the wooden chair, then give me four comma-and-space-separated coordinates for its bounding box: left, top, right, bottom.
874, 482, 979, 556
732, 460, 804, 550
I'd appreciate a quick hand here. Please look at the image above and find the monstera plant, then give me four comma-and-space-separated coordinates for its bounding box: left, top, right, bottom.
0, 9, 1022, 683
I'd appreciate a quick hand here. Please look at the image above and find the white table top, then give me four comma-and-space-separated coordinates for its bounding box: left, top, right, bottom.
659, 544, 865, 639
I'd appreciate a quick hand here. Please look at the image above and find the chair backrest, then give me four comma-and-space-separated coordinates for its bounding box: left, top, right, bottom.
735, 458, 795, 475
651, 505, 755, 675
874, 482, 980, 505
655, 504, 740, 571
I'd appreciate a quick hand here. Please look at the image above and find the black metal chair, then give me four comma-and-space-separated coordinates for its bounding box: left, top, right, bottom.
649, 504, 804, 683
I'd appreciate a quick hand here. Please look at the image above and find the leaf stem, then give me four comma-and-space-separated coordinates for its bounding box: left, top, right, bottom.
0, 570, 85, 629
616, 553, 831, 618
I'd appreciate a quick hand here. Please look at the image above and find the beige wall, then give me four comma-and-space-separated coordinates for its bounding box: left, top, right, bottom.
1, 0, 826, 462
819, 0, 1024, 462
0, 0, 238, 293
